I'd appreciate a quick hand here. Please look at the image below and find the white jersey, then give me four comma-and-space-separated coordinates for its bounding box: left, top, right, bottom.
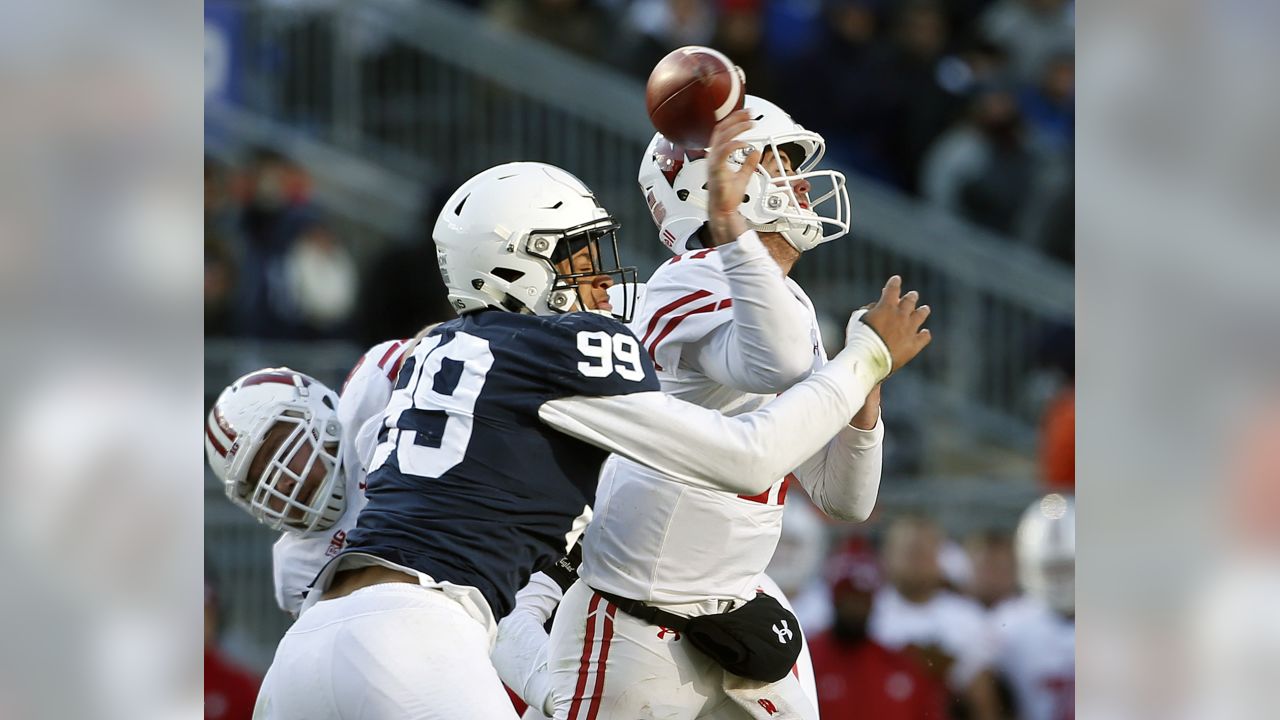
270, 338, 410, 615
868, 586, 996, 691
991, 596, 1075, 720
580, 233, 885, 606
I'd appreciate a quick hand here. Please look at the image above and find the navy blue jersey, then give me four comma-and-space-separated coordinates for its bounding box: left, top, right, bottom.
342, 309, 660, 619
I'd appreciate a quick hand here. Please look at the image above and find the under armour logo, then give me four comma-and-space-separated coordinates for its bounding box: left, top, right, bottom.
657, 626, 681, 641
758, 698, 778, 715
773, 620, 793, 644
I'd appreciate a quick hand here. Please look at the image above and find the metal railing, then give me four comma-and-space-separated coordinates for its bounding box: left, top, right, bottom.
207, 0, 1073, 445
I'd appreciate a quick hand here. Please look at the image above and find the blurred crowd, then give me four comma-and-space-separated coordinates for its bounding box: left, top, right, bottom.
241, 0, 1072, 262
467, 0, 1074, 263
204, 151, 455, 345
767, 499, 1073, 719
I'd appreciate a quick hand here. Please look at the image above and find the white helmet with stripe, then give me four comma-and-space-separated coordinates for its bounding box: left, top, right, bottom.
1016, 493, 1075, 614
638, 94, 851, 254
204, 368, 344, 532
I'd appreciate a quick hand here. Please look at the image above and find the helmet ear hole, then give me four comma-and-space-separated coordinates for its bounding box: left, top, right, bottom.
491, 267, 525, 284
677, 189, 690, 201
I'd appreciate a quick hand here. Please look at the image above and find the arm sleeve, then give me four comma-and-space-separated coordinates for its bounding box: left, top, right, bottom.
537, 324, 892, 496
791, 414, 885, 522
338, 339, 407, 432
271, 532, 331, 617
490, 572, 563, 716
791, 307, 885, 521
683, 230, 817, 392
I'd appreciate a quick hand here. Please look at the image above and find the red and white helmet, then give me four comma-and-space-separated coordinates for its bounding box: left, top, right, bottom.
204, 368, 344, 532
1016, 493, 1075, 615
638, 94, 850, 254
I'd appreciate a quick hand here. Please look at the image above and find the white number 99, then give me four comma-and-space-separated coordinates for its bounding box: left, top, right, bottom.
577, 331, 645, 381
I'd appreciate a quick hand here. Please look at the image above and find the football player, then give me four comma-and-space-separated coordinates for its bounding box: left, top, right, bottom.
252, 160, 931, 719
547, 97, 877, 719
205, 339, 592, 719
204, 337, 413, 616
990, 494, 1075, 720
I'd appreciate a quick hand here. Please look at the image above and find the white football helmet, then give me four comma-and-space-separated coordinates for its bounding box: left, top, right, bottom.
434, 162, 638, 322
204, 368, 344, 532
1016, 493, 1075, 615
638, 94, 850, 254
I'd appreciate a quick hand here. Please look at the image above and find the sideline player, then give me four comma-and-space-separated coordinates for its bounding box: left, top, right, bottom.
253, 161, 932, 719
990, 495, 1075, 720
548, 97, 878, 719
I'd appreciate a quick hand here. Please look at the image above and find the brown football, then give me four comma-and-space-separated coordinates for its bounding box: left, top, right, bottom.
645, 46, 746, 149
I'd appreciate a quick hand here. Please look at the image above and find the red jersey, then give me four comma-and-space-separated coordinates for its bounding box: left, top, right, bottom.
204, 647, 261, 720
808, 632, 948, 720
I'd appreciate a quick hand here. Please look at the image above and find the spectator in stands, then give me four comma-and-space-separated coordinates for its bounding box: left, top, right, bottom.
921, 86, 1036, 234
205, 569, 260, 720
880, 0, 967, 193
980, 0, 1074, 83
615, 0, 715, 77
236, 149, 314, 338
758, 0, 824, 62
356, 184, 456, 348
205, 234, 237, 338
283, 218, 359, 339
205, 157, 238, 241
713, 0, 781, 104
1020, 51, 1074, 156
487, 0, 613, 61
870, 516, 1003, 720
1015, 48, 1074, 260
963, 529, 1020, 611
809, 538, 948, 719
782, 0, 900, 183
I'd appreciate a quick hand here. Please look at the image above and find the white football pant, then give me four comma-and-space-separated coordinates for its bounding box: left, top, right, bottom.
254, 582, 519, 720
547, 580, 817, 719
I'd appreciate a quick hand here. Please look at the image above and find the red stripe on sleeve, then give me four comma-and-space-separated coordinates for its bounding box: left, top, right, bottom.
645, 298, 733, 364
375, 341, 403, 370
638, 290, 712, 349
386, 347, 409, 383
